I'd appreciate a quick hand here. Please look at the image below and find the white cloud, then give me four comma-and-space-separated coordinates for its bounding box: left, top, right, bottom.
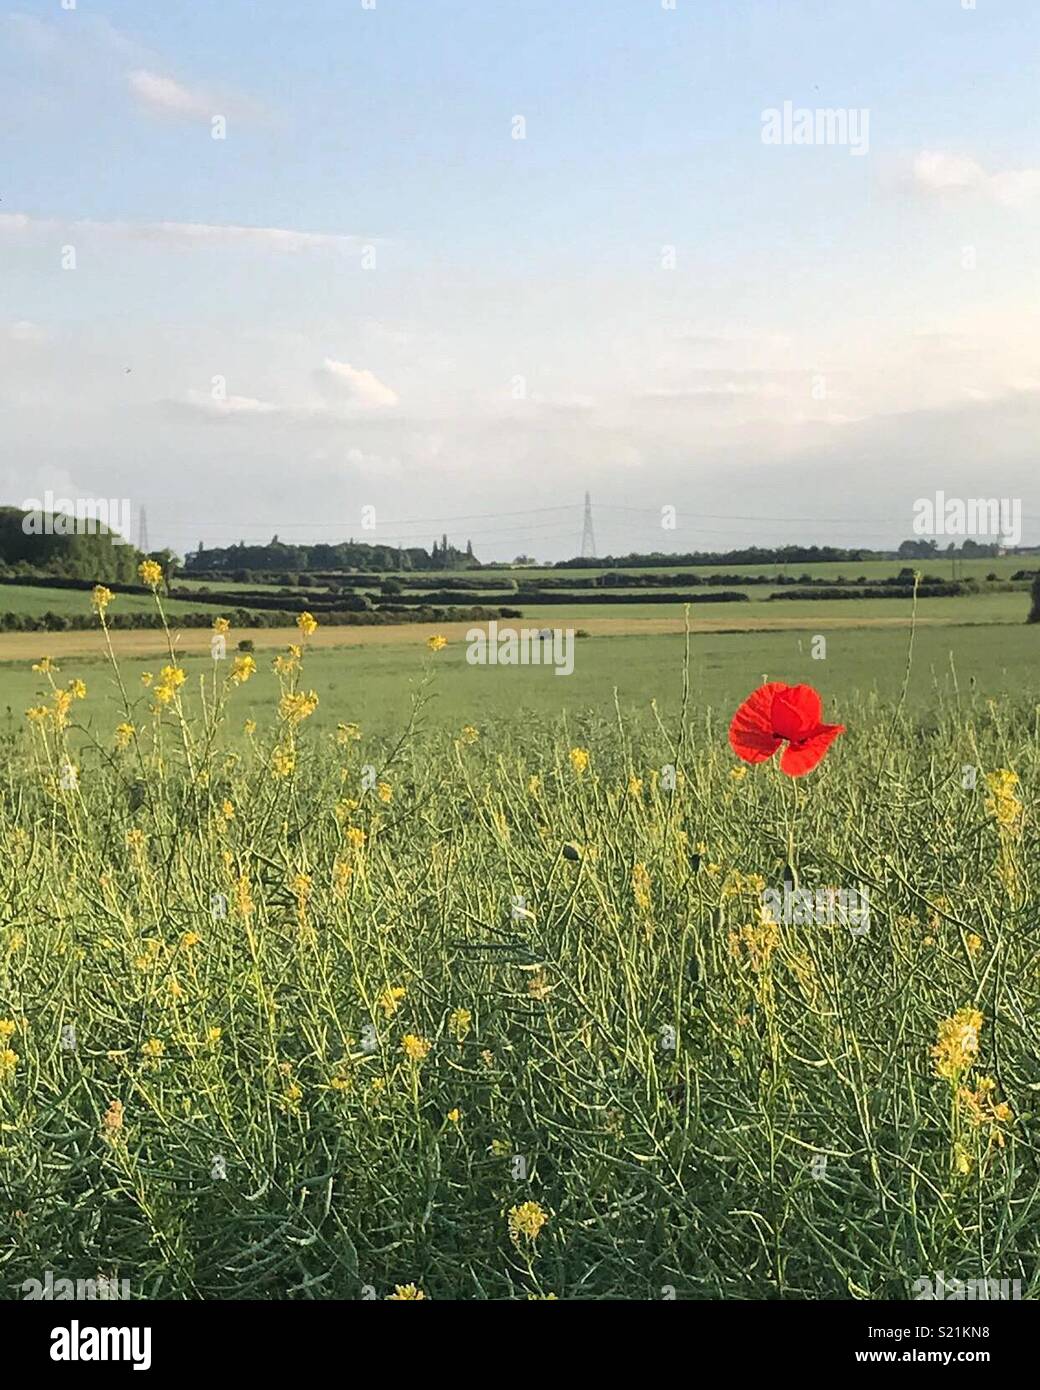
317, 359, 399, 408
913, 150, 1040, 207
0, 212, 367, 254
8, 320, 47, 343
128, 69, 214, 119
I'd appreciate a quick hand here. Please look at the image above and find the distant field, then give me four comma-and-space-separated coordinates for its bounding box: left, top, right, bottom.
3, 618, 1036, 739
0, 584, 233, 618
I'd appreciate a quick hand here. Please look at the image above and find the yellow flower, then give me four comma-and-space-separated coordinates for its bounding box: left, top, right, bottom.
985, 769, 1023, 835
958, 1076, 1013, 1146
234, 875, 254, 919
231, 654, 256, 684
279, 690, 319, 724
378, 986, 406, 1019
0, 1047, 18, 1077
632, 862, 652, 912
138, 559, 164, 589
966, 933, 983, 957
101, 1099, 124, 1135
25, 705, 49, 725
0, 1019, 16, 1042
730, 765, 748, 781
140, 672, 153, 688
32, 657, 54, 673
527, 774, 541, 797
508, 1201, 549, 1246
141, 1038, 165, 1061
221, 799, 235, 822
527, 968, 552, 1001
296, 611, 318, 637
426, 634, 447, 652
345, 826, 366, 849
627, 775, 643, 798
213, 616, 231, 635
125, 827, 146, 851
91, 585, 114, 614
181, 931, 201, 949
932, 1007, 984, 1081
459, 725, 479, 745
270, 747, 296, 779
446, 1107, 462, 1126
167, 976, 185, 1000
159, 665, 186, 689
386, 1284, 426, 1300
448, 1007, 472, 1042
69, 678, 87, 700
51, 688, 74, 728
332, 859, 353, 900
206, 1027, 222, 1045
114, 722, 135, 748
336, 722, 361, 745
401, 1033, 432, 1063
376, 781, 392, 804
569, 747, 590, 775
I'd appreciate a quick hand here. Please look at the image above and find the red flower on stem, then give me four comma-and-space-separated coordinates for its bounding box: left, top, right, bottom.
729, 682, 845, 777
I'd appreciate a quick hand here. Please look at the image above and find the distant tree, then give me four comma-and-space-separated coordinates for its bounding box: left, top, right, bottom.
1029, 573, 1040, 624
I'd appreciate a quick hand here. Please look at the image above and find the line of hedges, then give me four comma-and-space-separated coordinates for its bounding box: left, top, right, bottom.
0, 605, 519, 633
768, 585, 966, 601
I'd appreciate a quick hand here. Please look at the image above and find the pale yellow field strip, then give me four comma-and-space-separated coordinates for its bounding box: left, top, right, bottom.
0, 612, 988, 663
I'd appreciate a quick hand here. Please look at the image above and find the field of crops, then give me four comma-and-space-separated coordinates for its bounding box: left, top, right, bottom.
1, 592, 1037, 1300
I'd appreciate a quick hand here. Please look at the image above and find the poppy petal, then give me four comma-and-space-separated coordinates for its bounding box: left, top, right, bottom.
729, 682, 787, 763
778, 722, 845, 777
771, 684, 823, 742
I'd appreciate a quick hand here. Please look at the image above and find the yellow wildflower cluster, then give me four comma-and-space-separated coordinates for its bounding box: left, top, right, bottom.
296, 611, 318, 637
230, 654, 256, 684
401, 1033, 432, 1063
932, 1007, 984, 1081
386, 1284, 426, 1300
138, 559, 164, 589
631, 862, 652, 912
378, 986, 406, 1019
569, 746, 590, 775
153, 665, 186, 708
728, 912, 780, 974
508, 1201, 549, 1247
957, 1076, 1013, 1146
279, 690, 319, 724
270, 747, 295, 779
984, 769, 1023, 834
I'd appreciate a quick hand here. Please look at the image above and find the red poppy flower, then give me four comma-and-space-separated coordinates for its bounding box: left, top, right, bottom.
729, 682, 845, 777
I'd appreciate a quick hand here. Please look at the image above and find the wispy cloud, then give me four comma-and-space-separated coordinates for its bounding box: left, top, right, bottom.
913, 150, 1040, 207
0, 212, 370, 254
127, 69, 214, 120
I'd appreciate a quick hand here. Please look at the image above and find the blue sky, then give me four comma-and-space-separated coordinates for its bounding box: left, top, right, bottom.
2, 0, 1038, 558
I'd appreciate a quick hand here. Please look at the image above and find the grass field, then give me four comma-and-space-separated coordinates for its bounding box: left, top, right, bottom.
0, 583, 1037, 1300
0, 581, 1034, 1295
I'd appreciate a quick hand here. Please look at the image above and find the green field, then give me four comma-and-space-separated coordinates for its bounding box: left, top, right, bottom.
2, 604, 1037, 1300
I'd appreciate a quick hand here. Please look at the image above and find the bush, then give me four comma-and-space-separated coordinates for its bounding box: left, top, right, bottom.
1029, 574, 1040, 623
